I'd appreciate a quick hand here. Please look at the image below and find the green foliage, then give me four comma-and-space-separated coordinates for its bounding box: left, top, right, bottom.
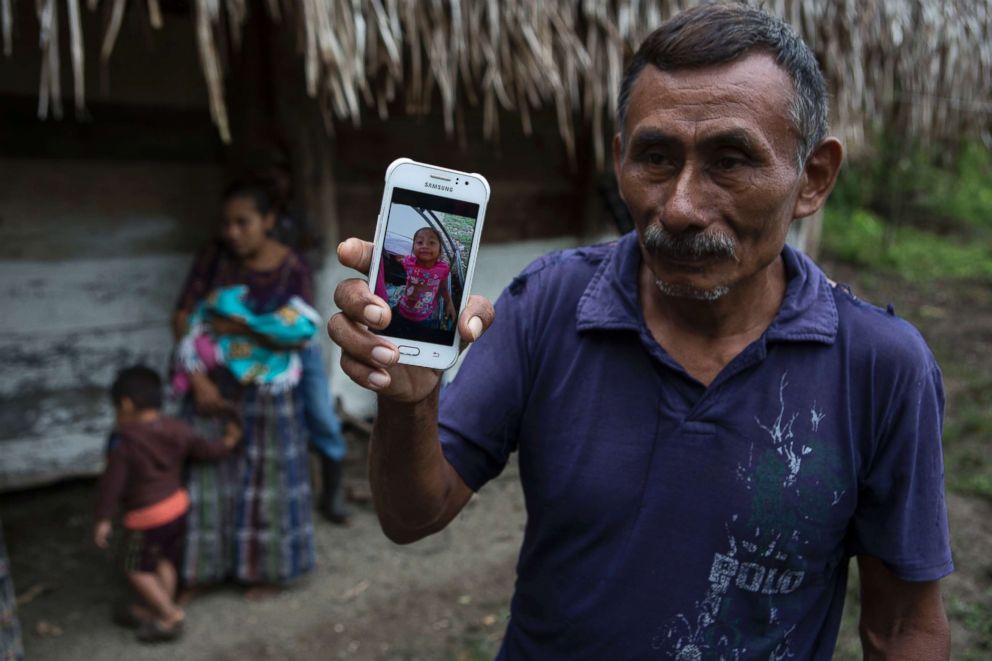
441, 213, 476, 274
823, 207, 992, 282
926, 143, 992, 229
942, 370, 992, 500
823, 140, 992, 282
949, 595, 992, 659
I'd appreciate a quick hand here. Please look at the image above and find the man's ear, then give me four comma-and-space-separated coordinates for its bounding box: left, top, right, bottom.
793, 137, 844, 219
612, 133, 625, 201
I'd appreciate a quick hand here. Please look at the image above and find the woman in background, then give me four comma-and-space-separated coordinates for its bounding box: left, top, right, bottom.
173, 180, 325, 590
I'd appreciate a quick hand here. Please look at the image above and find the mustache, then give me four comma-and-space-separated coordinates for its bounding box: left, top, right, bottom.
642, 224, 738, 262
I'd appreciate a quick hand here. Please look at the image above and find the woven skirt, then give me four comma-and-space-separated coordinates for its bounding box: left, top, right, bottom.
183, 385, 315, 586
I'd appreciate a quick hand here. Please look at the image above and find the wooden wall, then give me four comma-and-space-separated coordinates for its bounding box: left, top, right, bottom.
332, 110, 611, 244
0, 15, 609, 491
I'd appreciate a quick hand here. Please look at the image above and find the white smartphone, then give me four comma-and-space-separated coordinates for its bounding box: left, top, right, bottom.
368, 158, 490, 369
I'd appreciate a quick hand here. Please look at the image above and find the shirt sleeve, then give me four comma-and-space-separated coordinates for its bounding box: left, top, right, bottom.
94, 445, 129, 521
438, 277, 535, 492
847, 361, 954, 581
176, 419, 232, 462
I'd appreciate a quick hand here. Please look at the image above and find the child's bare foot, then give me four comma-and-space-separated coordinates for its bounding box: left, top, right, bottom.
136, 610, 184, 643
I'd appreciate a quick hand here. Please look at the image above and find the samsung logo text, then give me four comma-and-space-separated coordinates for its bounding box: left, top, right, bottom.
425, 182, 454, 192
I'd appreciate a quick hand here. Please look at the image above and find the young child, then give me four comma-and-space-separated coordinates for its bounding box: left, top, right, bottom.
391, 227, 457, 328
94, 366, 241, 642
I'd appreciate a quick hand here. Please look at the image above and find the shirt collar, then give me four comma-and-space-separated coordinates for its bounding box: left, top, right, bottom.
575, 231, 838, 345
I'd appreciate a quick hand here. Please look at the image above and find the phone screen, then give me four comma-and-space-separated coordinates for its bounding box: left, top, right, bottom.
373, 187, 481, 346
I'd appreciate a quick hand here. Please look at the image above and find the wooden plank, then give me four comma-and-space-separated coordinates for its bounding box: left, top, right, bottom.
0, 256, 184, 489
0, 432, 107, 492
0, 255, 191, 336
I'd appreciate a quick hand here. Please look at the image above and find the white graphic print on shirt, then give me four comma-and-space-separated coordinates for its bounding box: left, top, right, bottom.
654, 373, 847, 660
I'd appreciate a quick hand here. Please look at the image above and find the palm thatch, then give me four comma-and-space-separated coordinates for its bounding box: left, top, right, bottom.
6, 0, 992, 166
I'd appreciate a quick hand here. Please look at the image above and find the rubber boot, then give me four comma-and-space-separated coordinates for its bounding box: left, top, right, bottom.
320, 456, 351, 525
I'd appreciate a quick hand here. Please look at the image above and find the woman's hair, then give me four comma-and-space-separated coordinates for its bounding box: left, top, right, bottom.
223, 172, 320, 253
223, 178, 276, 216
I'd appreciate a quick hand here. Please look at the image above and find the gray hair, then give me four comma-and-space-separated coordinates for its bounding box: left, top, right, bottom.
616, 3, 828, 168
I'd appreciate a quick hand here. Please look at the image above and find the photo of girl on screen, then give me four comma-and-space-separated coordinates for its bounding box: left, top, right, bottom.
373, 188, 479, 346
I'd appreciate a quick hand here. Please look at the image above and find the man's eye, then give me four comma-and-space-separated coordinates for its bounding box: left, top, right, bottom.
646, 153, 669, 166
714, 157, 744, 170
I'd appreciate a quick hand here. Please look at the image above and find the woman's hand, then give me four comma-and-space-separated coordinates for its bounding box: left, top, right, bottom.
210, 316, 250, 336
189, 371, 231, 416
222, 419, 243, 449
327, 238, 495, 404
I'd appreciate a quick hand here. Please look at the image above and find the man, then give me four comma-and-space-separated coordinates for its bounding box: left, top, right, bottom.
329, 4, 952, 659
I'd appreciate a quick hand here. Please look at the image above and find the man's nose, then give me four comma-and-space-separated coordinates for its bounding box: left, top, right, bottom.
661, 165, 710, 234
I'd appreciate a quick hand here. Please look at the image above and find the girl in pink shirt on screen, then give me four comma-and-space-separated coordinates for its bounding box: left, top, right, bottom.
395, 227, 457, 327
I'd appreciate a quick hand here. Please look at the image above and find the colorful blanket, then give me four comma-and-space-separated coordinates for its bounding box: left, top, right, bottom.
177, 285, 320, 392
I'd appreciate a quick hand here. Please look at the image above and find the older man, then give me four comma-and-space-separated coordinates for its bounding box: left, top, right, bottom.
329, 4, 952, 659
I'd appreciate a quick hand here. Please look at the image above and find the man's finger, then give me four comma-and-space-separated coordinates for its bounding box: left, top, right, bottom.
457, 295, 496, 343
327, 312, 399, 370
340, 351, 392, 392
334, 278, 392, 329
336, 238, 375, 275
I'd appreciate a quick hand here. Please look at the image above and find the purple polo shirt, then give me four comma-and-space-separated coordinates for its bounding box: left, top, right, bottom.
439, 231, 953, 660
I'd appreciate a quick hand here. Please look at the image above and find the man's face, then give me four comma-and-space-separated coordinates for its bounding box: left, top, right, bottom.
614, 53, 806, 300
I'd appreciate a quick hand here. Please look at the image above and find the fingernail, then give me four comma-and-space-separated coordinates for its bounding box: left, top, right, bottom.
364, 304, 384, 325
468, 316, 483, 341
371, 345, 396, 366
368, 371, 390, 388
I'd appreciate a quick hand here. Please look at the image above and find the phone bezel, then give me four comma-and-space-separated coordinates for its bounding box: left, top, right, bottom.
368, 159, 490, 369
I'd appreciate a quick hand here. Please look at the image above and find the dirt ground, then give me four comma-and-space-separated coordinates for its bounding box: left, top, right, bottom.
1, 445, 524, 661
3, 257, 991, 660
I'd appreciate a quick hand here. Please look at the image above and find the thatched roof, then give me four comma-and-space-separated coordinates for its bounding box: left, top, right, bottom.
7, 0, 992, 166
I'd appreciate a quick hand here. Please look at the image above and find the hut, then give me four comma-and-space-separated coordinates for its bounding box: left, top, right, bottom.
1, 0, 989, 489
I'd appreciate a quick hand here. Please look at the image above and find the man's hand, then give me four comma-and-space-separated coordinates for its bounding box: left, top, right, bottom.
94, 519, 112, 549
327, 238, 495, 403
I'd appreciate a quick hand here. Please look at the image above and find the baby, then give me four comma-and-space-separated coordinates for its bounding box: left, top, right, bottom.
172, 284, 320, 397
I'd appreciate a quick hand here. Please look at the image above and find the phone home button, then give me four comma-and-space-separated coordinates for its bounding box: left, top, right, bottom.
398, 346, 420, 356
